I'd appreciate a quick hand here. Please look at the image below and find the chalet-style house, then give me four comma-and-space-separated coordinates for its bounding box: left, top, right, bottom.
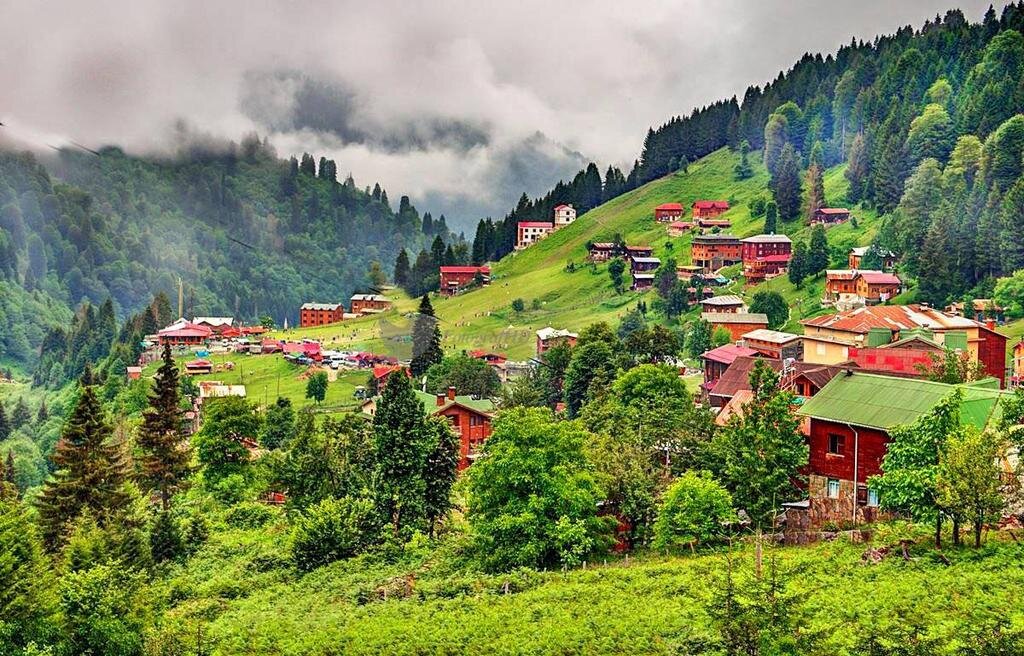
299, 303, 344, 327
700, 344, 758, 396
440, 265, 490, 296
811, 208, 850, 225
667, 221, 693, 237
691, 234, 743, 272
192, 317, 234, 333
588, 242, 617, 262
692, 200, 730, 219
158, 319, 213, 346
700, 312, 769, 341
350, 294, 392, 315
362, 387, 496, 471
739, 329, 803, 361
654, 202, 685, 222
624, 245, 653, 260
848, 246, 896, 270
516, 222, 555, 250
632, 273, 655, 291
798, 372, 1010, 523
801, 304, 1008, 385
708, 354, 842, 408
699, 295, 746, 314
536, 327, 578, 355
697, 218, 733, 229
741, 234, 792, 283
629, 256, 661, 274
184, 359, 213, 375
823, 270, 902, 307
553, 204, 577, 227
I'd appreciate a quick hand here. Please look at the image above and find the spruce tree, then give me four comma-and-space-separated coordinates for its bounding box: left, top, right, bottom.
764, 200, 778, 234
137, 343, 190, 510
411, 294, 443, 377
0, 498, 60, 648
371, 369, 430, 537
430, 236, 446, 267
423, 417, 459, 537
393, 248, 411, 288
845, 133, 870, 203
788, 241, 808, 286
10, 397, 30, 429
0, 404, 9, 441
771, 143, 801, 220
803, 163, 826, 224
918, 213, 957, 305
733, 140, 754, 180
808, 225, 829, 275
36, 400, 48, 423
36, 367, 129, 548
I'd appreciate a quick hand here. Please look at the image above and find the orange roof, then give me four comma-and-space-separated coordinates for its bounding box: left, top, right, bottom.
693, 200, 730, 209
802, 304, 980, 334
656, 202, 684, 211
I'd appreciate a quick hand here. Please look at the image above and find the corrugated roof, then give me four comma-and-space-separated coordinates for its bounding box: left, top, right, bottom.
741, 329, 801, 344
702, 295, 744, 306
655, 202, 684, 210
798, 372, 1007, 431
301, 303, 342, 311
702, 312, 769, 324
701, 345, 759, 365
742, 234, 792, 243
802, 304, 979, 333
692, 234, 741, 243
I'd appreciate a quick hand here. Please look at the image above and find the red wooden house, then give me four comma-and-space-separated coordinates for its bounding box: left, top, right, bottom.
741, 234, 792, 283
691, 234, 742, 272
440, 266, 490, 296
350, 294, 392, 315
691, 200, 730, 219
431, 388, 497, 470
299, 303, 344, 327
158, 321, 213, 346
811, 208, 850, 225
654, 202, 684, 222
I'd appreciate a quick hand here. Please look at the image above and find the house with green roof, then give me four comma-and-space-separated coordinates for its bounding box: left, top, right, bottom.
795, 371, 1010, 522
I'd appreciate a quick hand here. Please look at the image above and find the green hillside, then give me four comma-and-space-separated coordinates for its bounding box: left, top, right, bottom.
284, 147, 883, 359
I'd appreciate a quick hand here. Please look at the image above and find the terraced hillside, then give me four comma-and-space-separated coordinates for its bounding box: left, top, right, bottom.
279, 147, 887, 359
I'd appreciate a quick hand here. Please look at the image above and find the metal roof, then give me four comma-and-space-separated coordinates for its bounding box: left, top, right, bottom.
701, 312, 769, 324
798, 372, 1007, 431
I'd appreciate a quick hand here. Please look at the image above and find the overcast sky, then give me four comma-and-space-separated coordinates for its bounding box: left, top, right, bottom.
0, 0, 995, 230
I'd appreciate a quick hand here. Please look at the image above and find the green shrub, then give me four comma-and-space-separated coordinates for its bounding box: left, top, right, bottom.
653, 471, 735, 551
291, 496, 377, 572
224, 502, 281, 530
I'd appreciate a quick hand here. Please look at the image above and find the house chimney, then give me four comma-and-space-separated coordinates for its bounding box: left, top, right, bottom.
436, 393, 446, 407
447, 386, 456, 401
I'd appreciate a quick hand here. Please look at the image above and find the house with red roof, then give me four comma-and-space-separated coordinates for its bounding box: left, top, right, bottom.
702, 312, 770, 342
667, 221, 694, 237
691, 200, 730, 219
811, 208, 851, 225
654, 202, 684, 222
553, 204, 577, 227
700, 344, 759, 395
282, 341, 323, 361
516, 221, 555, 250
158, 320, 213, 346
440, 265, 491, 296
741, 234, 792, 283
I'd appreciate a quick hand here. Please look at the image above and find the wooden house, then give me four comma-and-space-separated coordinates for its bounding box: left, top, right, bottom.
699, 295, 745, 314
350, 294, 392, 315
536, 327, 578, 355
848, 246, 896, 270
739, 328, 803, 361
691, 200, 730, 219
811, 208, 850, 225
299, 303, 344, 327
690, 234, 742, 272
588, 242, 617, 262
553, 204, 577, 227
701, 312, 769, 341
667, 221, 693, 237
654, 202, 684, 222
741, 234, 792, 283
440, 266, 490, 296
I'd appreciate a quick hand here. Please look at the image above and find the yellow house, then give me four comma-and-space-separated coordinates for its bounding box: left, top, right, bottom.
800, 333, 855, 365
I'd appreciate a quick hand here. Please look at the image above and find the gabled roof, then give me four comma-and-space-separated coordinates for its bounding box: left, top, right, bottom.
301, 303, 342, 311
159, 322, 213, 338
701, 344, 759, 365
801, 304, 979, 334
414, 390, 497, 416
655, 202, 684, 211
554, 204, 573, 211
351, 294, 389, 302
193, 316, 234, 327
692, 233, 741, 243
741, 329, 800, 344
742, 234, 792, 244
702, 312, 769, 325
816, 207, 850, 214
701, 295, 745, 306
537, 327, 577, 341
850, 246, 895, 257
798, 372, 1007, 431
693, 200, 730, 209
630, 257, 661, 264
440, 265, 491, 274
590, 242, 616, 249
859, 272, 902, 285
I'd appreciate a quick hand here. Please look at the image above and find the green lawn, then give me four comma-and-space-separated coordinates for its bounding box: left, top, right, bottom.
143, 352, 369, 412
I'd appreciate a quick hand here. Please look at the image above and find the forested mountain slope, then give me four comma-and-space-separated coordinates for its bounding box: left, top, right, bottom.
0, 139, 458, 374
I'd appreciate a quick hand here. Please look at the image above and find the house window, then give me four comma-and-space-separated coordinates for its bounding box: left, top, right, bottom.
867, 488, 879, 507
826, 479, 841, 499
827, 433, 845, 455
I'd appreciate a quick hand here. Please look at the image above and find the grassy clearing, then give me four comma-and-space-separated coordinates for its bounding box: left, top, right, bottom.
142, 352, 369, 412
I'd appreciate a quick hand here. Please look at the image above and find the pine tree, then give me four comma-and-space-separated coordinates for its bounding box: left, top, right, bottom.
764, 201, 778, 234
372, 370, 430, 537
36, 368, 130, 548
803, 163, 826, 224
0, 498, 60, 648
411, 295, 443, 377
36, 400, 48, 423
136, 343, 190, 510
430, 236, 446, 267
918, 212, 957, 305
771, 143, 801, 220
10, 398, 30, 429
393, 248, 411, 287
0, 404, 10, 441
733, 140, 754, 180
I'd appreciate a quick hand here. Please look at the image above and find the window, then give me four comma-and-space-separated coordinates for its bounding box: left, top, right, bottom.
827, 433, 845, 455
816, 343, 826, 356
826, 479, 841, 499
866, 488, 879, 507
